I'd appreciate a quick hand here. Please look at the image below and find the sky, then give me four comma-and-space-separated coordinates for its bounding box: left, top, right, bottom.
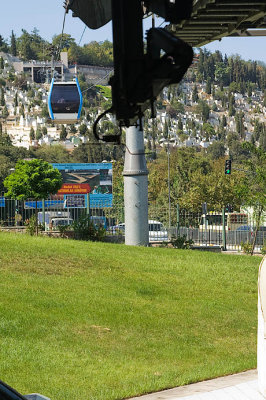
1, 0, 266, 64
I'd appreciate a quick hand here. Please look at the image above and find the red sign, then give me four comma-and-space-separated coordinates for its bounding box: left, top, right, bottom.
58, 184, 91, 194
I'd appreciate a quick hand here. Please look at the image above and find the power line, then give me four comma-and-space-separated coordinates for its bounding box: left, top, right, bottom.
55, 8, 68, 62
81, 70, 114, 93
78, 25, 87, 46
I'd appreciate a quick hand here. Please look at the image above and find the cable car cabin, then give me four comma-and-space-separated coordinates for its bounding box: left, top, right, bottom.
48, 78, 83, 124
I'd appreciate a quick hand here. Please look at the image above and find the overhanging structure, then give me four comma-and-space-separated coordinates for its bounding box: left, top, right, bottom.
168, 0, 266, 47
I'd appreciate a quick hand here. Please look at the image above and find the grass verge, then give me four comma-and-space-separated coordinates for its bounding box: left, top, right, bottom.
0, 232, 261, 400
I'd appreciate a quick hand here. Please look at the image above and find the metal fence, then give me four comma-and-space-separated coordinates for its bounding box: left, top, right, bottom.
0, 197, 265, 251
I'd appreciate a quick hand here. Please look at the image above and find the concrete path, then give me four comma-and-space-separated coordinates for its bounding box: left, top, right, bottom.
129, 370, 265, 400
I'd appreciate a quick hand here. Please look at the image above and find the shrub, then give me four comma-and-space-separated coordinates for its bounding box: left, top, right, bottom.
261, 245, 266, 256
241, 241, 253, 255
25, 215, 36, 236
170, 235, 194, 249
73, 214, 106, 241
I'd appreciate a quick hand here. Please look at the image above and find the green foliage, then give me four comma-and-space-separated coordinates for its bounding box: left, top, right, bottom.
4, 159, 63, 200
29, 127, 35, 140
31, 144, 70, 163
52, 33, 75, 51
241, 241, 253, 255
73, 213, 106, 241
10, 30, 17, 56
25, 215, 37, 236
0, 56, 4, 70
170, 235, 194, 249
60, 125, 67, 141
17, 28, 49, 61
96, 85, 112, 99
196, 100, 210, 122
57, 224, 72, 238
78, 123, 88, 136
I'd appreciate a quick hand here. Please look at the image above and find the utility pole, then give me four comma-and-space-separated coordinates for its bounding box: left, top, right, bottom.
111, 0, 149, 245
123, 125, 149, 246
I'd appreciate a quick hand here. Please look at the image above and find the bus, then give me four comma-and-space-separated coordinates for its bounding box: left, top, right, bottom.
199, 212, 249, 231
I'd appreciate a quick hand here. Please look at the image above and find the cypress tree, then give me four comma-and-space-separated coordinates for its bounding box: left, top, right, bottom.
10, 30, 17, 56
30, 127, 35, 141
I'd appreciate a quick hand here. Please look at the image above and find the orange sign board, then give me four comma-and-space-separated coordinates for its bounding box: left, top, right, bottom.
58, 184, 91, 194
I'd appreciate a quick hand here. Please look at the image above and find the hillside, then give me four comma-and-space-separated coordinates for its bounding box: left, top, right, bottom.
0, 46, 265, 213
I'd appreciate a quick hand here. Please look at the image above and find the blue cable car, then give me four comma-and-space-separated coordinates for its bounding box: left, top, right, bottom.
48, 78, 83, 123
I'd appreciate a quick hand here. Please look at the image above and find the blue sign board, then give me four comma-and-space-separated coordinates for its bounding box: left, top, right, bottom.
0, 196, 5, 207
64, 194, 87, 208
52, 163, 113, 208
24, 200, 65, 209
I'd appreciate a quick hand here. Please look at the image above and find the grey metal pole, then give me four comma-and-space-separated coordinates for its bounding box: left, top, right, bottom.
167, 131, 171, 228
222, 207, 227, 251
123, 124, 149, 246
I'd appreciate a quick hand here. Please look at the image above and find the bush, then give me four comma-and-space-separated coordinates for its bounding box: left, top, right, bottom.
25, 215, 44, 236
25, 215, 36, 236
241, 241, 253, 255
58, 224, 71, 238
261, 245, 266, 256
170, 235, 194, 249
73, 214, 106, 241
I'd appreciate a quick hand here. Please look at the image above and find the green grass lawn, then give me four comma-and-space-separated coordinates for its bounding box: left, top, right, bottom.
0, 232, 261, 400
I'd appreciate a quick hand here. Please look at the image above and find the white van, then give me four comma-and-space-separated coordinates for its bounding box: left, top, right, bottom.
148, 220, 168, 242
50, 217, 74, 230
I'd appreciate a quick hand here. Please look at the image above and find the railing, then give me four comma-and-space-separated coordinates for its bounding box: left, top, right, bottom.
0, 197, 264, 251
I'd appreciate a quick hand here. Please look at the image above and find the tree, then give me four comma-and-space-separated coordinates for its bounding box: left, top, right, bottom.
60, 125, 67, 141
31, 144, 70, 163
36, 127, 43, 140
52, 33, 75, 51
2, 105, 9, 119
4, 159, 63, 234
207, 142, 225, 159
71, 144, 89, 163
205, 77, 211, 94
192, 84, 199, 102
235, 111, 245, 139
0, 35, 8, 52
202, 122, 215, 141
237, 143, 266, 255
10, 30, 17, 56
178, 117, 183, 132
69, 124, 77, 134
79, 123, 88, 136
0, 88, 5, 106
13, 92, 18, 108
42, 126, 47, 136
197, 100, 210, 122
29, 127, 35, 141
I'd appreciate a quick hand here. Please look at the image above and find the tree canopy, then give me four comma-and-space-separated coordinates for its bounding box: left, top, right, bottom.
4, 159, 63, 200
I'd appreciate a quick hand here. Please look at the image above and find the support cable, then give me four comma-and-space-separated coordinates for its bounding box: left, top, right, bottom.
78, 25, 87, 46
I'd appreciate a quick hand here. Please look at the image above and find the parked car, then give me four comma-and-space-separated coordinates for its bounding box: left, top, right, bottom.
109, 220, 168, 242
109, 223, 125, 234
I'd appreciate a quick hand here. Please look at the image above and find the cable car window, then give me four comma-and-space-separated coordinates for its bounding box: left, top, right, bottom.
51, 84, 80, 113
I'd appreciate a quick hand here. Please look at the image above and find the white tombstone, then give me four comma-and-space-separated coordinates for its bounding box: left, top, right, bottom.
258, 256, 266, 397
